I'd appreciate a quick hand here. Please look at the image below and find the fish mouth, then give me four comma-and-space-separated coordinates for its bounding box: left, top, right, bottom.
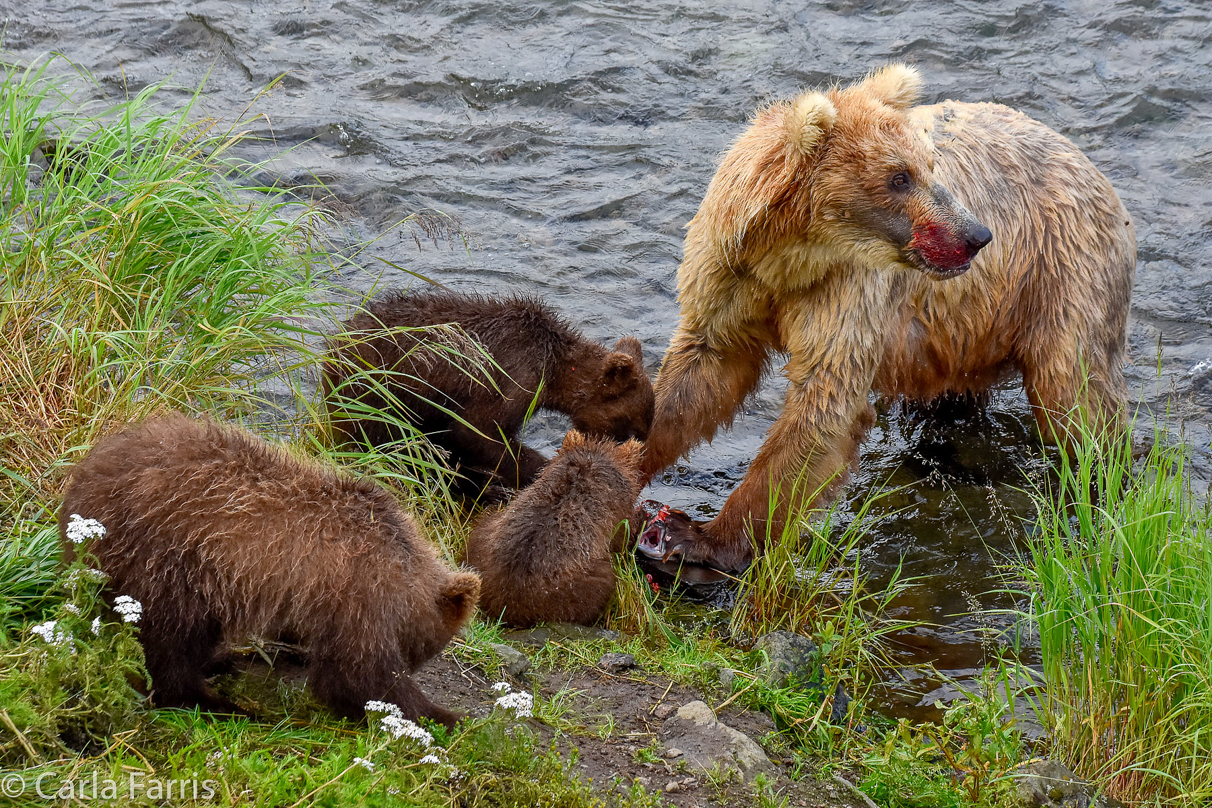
635, 500, 670, 560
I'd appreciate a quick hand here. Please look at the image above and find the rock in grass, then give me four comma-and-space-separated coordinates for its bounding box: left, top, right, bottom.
1011, 760, 1126, 808
504, 623, 620, 647
490, 643, 531, 679
754, 630, 821, 688
662, 701, 775, 781
597, 652, 637, 673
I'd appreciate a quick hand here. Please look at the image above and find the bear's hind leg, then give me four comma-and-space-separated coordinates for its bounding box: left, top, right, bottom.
140, 604, 238, 713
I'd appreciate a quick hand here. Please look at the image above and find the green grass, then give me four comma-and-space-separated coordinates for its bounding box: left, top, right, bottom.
1025, 423, 1212, 806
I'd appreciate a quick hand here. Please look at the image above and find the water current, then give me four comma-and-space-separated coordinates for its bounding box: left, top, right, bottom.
9, 0, 1212, 719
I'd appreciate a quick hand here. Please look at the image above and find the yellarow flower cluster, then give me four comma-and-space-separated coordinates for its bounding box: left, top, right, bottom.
65, 566, 108, 593
491, 682, 534, 718
113, 595, 142, 624
65, 514, 106, 544
352, 757, 374, 772
30, 620, 73, 647
364, 701, 434, 747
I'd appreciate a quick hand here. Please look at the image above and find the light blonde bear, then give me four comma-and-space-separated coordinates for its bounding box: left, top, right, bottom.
641, 65, 1135, 570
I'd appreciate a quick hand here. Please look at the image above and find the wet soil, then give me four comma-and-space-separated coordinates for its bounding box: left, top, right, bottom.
223, 645, 869, 808
415, 654, 871, 808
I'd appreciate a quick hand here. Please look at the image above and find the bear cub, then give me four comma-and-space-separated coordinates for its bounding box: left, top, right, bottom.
60, 414, 479, 728
465, 430, 643, 628
323, 290, 654, 494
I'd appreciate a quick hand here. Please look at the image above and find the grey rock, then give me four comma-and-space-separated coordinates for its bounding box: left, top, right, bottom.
829, 680, 851, 724
549, 623, 619, 642
662, 700, 775, 781
504, 623, 619, 647
719, 667, 738, 692
754, 630, 820, 688
597, 652, 638, 673
1012, 760, 1125, 808
490, 643, 531, 679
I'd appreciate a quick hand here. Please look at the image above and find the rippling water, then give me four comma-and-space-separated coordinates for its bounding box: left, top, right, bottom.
10, 0, 1212, 718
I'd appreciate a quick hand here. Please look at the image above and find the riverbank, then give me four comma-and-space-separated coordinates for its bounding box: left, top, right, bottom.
1, 60, 1208, 808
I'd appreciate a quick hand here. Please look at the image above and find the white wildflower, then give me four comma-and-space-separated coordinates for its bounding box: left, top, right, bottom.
490, 681, 512, 694
65, 514, 106, 544
91, 616, 102, 635
64, 604, 80, 615
380, 714, 434, 746
113, 595, 142, 623
364, 700, 402, 718
419, 753, 442, 765
387, 787, 400, 796
352, 757, 374, 771
65, 567, 108, 592
494, 691, 534, 718
30, 620, 72, 647
365, 701, 433, 746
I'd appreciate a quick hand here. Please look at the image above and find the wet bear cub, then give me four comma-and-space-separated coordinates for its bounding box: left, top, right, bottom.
465, 430, 643, 628
59, 414, 480, 729
323, 290, 654, 493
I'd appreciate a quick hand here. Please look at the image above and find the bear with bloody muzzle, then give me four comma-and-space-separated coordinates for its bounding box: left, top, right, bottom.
640, 64, 1135, 571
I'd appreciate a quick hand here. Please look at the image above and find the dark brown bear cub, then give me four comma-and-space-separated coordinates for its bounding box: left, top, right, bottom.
323, 290, 654, 493
465, 430, 643, 628
59, 414, 479, 729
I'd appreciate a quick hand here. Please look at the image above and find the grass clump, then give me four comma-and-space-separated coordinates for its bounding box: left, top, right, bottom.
1025, 424, 1212, 806
0, 57, 328, 522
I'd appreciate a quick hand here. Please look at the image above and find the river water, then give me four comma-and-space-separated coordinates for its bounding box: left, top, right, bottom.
10, 0, 1212, 719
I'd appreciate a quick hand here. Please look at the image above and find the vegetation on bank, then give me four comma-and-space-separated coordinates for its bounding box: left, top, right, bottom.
1028, 426, 1212, 807
1, 56, 1210, 808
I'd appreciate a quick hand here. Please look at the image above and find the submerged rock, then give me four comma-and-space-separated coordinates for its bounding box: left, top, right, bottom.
1011, 760, 1125, 808
662, 700, 775, 781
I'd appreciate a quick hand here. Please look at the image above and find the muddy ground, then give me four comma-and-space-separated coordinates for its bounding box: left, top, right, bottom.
224, 642, 871, 808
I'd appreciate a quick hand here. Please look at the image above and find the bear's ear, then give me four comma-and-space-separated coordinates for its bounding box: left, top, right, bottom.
787, 91, 837, 155
855, 63, 922, 110
603, 350, 640, 393
561, 429, 587, 451
691, 92, 835, 257
612, 336, 644, 365
614, 439, 644, 476
440, 572, 480, 627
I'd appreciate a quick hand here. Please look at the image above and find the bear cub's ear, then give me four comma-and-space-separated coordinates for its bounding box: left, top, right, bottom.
603, 340, 643, 394
613, 439, 644, 480
561, 429, 588, 451
856, 63, 922, 111
440, 572, 481, 627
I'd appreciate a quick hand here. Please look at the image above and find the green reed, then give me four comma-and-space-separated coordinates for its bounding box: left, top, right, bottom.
1026, 422, 1212, 806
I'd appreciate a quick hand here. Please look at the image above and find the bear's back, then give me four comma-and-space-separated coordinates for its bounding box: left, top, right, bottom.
61, 414, 440, 637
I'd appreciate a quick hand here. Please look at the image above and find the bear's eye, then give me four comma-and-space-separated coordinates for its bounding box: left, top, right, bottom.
889, 172, 913, 192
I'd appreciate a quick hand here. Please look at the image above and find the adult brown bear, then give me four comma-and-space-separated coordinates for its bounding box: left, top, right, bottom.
640, 65, 1135, 571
